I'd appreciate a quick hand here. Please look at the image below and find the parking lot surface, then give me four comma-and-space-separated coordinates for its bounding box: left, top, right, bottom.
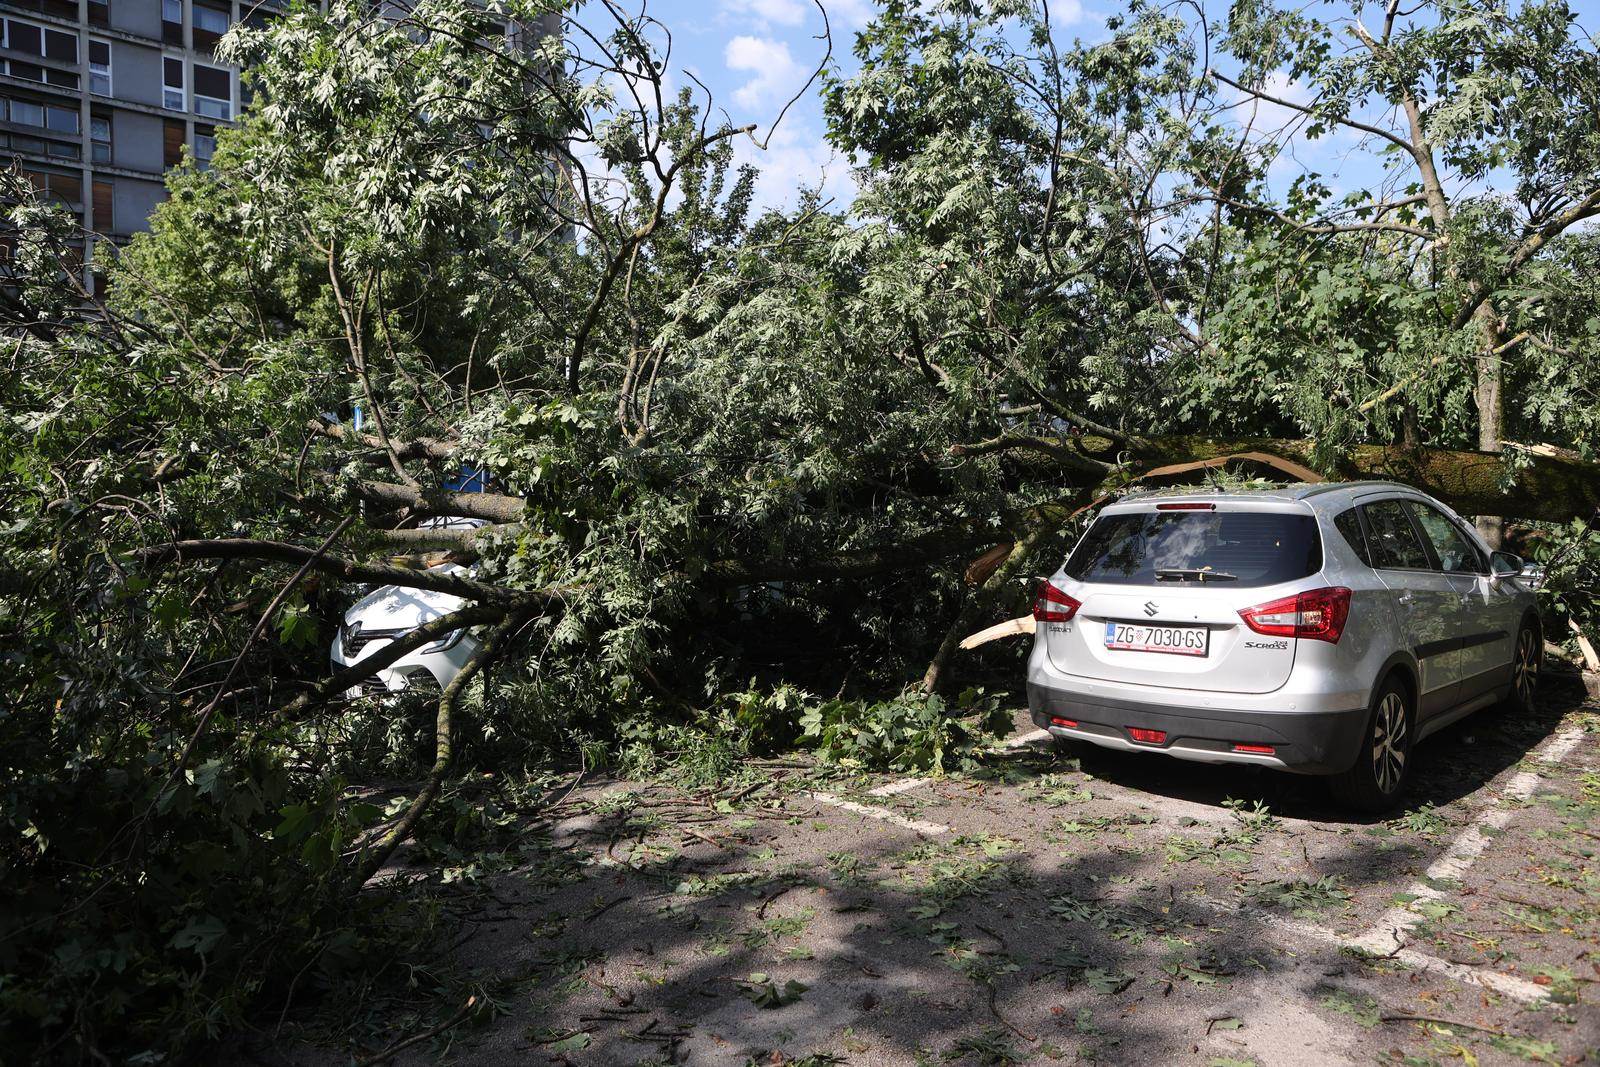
277, 673, 1600, 1065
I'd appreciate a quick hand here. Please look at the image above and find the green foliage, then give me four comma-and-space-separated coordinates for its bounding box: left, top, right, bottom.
1243, 876, 1351, 917
800, 689, 1012, 773
1526, 518, 1600, 653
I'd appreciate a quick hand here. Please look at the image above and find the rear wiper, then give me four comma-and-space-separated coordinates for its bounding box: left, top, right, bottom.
1155, 568, 1239, 583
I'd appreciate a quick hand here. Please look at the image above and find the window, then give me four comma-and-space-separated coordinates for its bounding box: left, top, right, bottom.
1063, 509, 1322, 588
1333, 508, 1370, 567
5, 20, 43, 55
163, 57, 185, 111
4, 98, 78, 135
193, 122, 215, 166
43, 26, 74, 61
23, 166, 81, 204
89, 0, 109, 27
1408, 502, 1486, 574
2, 19, 79, 86
89, 40, 111, 96
4, 20, 77, 61
193, 3, 229, 47
1360, 500, 1431, 570
44, 103, 76, 133
8, 99, 45, 127
163, 117, 185, 167
163, 0, 183, 46
192, 64, 230, 118
92, 179, 113, 234
90, 113, 111, 163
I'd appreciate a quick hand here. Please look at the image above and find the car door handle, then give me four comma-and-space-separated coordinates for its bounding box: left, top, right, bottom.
1397, 593, 1415, 605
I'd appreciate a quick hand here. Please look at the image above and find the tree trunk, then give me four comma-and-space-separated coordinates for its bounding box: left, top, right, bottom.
1099, 437, 1600, 526
1472, 303, 1508, 548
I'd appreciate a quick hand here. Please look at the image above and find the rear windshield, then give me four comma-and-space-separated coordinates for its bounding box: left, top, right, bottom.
1063, 509, 1322, 588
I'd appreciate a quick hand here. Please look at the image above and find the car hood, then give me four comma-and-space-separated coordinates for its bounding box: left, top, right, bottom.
344, 567, 469, 631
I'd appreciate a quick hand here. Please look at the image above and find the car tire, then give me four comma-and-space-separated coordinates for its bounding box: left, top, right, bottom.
1501, 620, 1541, 716
1329, 675, 1414, 813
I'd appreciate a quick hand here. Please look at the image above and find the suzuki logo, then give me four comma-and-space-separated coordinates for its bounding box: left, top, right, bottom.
1143, 601, 1159, 617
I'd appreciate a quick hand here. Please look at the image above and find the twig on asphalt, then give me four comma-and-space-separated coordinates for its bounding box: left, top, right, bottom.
585, 895, 633, 921
355, 995, 477, 1066
681, 826, 727, 850
1380, 1012, 1506, 1036
757, 884, 795, 918
986, 982, 1035, 1043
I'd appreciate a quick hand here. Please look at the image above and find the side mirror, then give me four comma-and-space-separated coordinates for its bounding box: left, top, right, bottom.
1489, 551, 1525, 579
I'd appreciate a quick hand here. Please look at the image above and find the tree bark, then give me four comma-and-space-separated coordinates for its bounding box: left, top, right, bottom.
1096, 437, 1600, 526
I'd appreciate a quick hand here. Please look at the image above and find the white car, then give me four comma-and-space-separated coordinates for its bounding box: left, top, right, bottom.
329, 517, 484, 698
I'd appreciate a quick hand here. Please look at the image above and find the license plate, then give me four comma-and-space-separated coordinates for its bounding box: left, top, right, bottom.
1104, 621, 1208, 657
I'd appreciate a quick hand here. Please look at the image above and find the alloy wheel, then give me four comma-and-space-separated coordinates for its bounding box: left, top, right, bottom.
1513, 628, 1539, 709
1371, 691, 1408, 793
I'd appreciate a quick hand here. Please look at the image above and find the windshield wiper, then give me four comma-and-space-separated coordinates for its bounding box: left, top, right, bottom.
1155, 568, 1239, 583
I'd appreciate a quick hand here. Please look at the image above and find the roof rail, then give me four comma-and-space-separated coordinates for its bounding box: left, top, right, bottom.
1292, 480, 1413, 500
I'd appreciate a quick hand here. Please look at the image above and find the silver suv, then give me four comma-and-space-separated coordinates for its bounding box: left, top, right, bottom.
1026, 482, 1542, 811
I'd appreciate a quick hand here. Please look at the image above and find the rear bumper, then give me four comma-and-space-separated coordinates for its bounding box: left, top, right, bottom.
1026, 681, 1368, 774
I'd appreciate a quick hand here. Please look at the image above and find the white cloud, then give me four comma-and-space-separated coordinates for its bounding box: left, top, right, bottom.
733, 121, 856, 214
725, 34, 804, 109
1046, 0, 1085, 26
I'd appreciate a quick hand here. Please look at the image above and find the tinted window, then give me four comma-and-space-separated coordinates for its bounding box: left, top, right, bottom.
1334, 508, 1370, 566
1408, 502, 1485, 574
1361, 500, 1430, 569
1064, 510, 1322, 588
193, 63, 228, 98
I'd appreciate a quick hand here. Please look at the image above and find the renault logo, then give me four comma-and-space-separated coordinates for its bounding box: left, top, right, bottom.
1143, 601, 1159, 617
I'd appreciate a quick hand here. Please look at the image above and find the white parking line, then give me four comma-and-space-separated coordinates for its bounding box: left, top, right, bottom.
1196, 896, 1552, 1003
996, 728, 1051, 750
867, 777, 929, 797
807, 792, 951, 835
1350, 724, 1586, 958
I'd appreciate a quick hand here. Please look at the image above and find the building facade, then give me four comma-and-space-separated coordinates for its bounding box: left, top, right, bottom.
1, 0, 273, 249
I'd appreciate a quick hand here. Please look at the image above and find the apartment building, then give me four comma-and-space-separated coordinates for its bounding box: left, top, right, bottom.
1, 0, 558, 262
0, 0, 277, 255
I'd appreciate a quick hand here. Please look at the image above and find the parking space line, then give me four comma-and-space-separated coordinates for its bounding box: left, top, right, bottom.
1197, 897, 1551, 1003
807, 792, 951, 835
1350, 724, 1586, 958
995, 727, 1050, 750
867, 777, 929, 797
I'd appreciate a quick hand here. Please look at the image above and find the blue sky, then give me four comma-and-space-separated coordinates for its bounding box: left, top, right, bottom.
629, 0, 1600, 216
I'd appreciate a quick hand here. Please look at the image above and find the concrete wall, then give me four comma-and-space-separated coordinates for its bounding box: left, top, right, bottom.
109, 0, 161, 40
110, 39, 163, 109
114, 108, 164, 174
113, 174, 164, 234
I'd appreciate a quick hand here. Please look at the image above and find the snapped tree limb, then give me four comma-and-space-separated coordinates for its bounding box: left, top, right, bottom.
133, 538, 543, 605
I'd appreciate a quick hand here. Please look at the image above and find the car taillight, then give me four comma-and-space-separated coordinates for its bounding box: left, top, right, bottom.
1238, 586, 1351, 643
1155, 502, 1216, 511
1032, 580, 1081, 623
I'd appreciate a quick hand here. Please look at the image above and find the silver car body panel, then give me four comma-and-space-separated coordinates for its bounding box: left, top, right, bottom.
1025, 483, 1538, 774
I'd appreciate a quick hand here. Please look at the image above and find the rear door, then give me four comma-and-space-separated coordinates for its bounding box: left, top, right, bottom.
1358, 497, 1464, 717
1043, 502, 1320, 694
1406, 500, 1509, 700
